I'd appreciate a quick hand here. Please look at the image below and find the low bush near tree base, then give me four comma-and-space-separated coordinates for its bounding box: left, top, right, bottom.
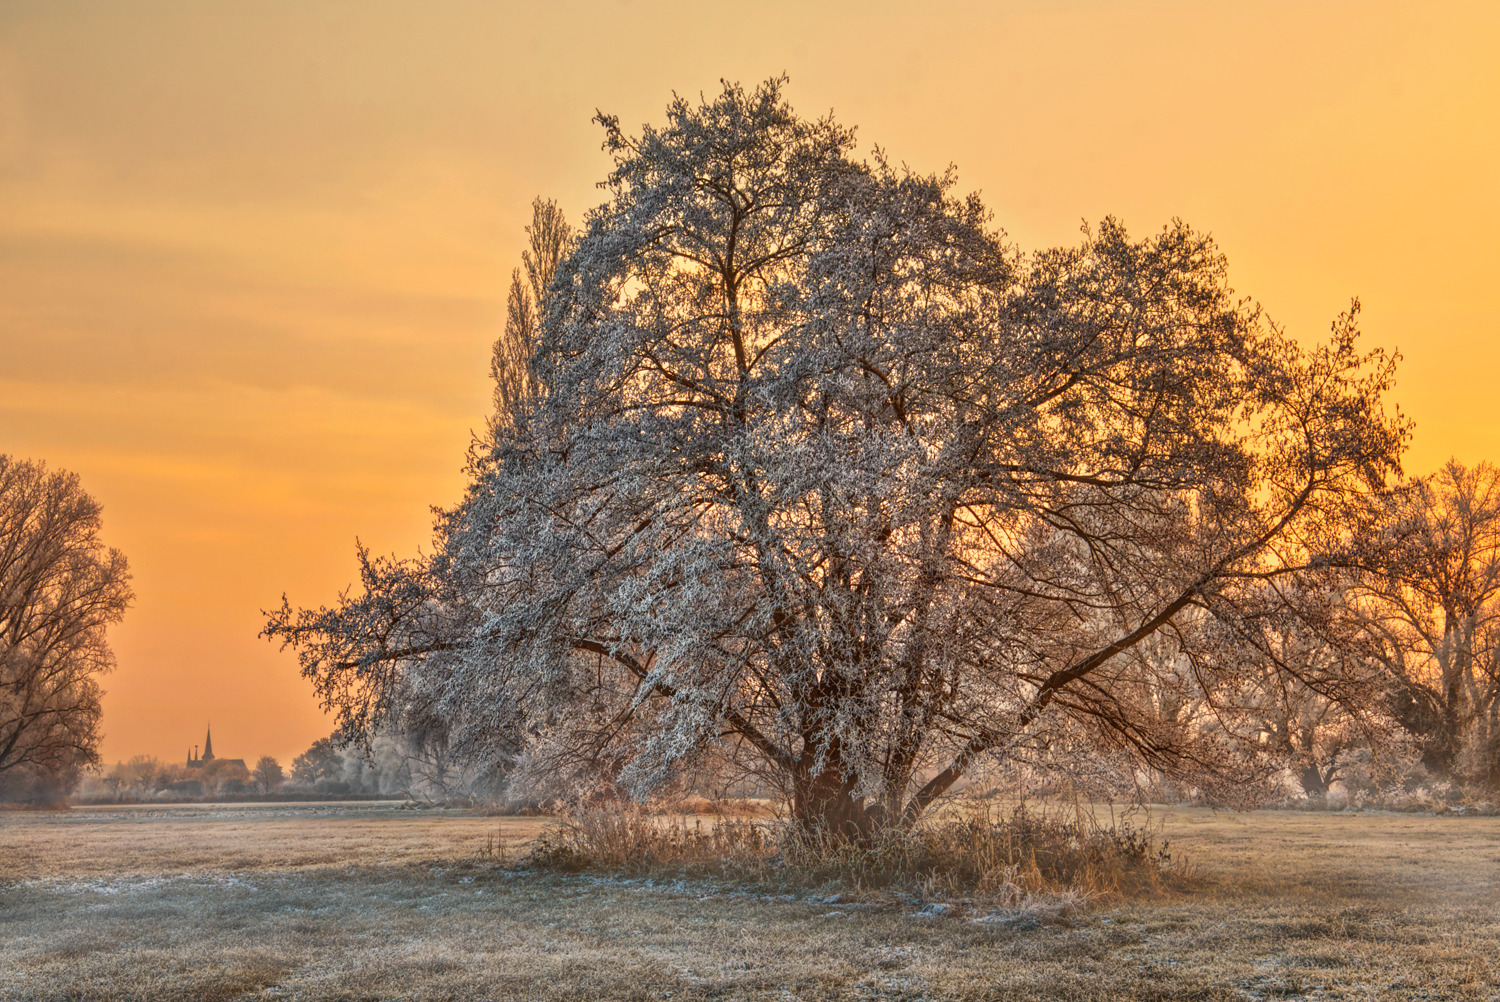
526, 802, 1184, 908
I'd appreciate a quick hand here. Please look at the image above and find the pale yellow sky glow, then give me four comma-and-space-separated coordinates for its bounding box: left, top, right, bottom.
1, 1, 1496, 766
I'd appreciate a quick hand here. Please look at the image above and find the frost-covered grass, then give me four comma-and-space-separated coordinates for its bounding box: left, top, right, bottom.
2, 802, 1498, 1000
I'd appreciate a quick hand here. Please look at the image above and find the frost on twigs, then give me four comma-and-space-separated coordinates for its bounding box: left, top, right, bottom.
264, 77, 1408, 837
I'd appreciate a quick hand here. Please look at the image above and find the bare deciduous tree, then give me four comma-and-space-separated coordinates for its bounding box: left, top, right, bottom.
0, 456, 133, 790
1229, 582, 1404, 798
1360, 460, 1500, 786
267, 79, 1407, 834
252, 755, 285, 794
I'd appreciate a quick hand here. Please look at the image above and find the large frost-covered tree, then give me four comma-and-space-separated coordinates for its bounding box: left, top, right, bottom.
267, 78, 1407, 834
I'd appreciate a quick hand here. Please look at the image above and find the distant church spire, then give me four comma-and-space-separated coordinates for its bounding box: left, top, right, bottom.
203, 725, 214, 761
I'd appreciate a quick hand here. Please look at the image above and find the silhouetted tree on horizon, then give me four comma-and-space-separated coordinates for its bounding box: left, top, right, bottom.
252, 755, 285, 795
0, 455, 133, 800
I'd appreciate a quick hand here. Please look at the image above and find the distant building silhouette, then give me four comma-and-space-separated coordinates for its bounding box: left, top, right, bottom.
186, 725, 246, 771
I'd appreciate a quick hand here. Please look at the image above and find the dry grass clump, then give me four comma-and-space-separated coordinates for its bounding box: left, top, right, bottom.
786, 804, 1178, 904
528, 802, 1179, 908
529, 808, 774, 879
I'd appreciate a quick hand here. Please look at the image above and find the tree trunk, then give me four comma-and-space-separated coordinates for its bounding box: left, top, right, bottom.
1424, 702, 1464, 778
1297, 761, 1331, 798
790, 757, 883, 841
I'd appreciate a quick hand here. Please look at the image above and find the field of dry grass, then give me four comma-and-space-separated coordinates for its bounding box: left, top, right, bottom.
2, 801, 1498, 1000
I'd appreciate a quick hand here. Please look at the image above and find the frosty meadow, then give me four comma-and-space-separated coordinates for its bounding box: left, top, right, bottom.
3, 802, 1498, 999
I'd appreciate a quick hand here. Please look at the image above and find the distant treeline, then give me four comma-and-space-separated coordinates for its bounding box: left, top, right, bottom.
75, 791, 402, 805
75, 728, 497, 805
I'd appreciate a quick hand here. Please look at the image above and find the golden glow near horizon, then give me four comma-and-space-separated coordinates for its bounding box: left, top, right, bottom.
2, 1, 1496, 766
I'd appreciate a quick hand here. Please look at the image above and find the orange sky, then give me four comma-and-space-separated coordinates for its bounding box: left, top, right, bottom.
1, 1, 1496, 768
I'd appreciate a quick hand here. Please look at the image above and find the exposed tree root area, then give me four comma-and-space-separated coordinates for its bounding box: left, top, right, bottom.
2, 803, 1497, 1000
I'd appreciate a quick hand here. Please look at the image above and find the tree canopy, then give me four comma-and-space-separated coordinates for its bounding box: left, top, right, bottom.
266, 78, 1408, 833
